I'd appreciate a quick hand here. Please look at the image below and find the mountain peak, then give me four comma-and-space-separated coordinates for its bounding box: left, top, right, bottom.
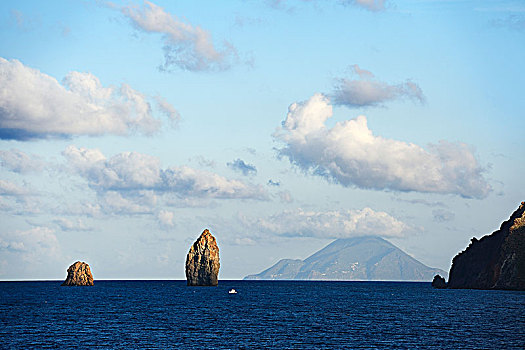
245, 235, 445, 281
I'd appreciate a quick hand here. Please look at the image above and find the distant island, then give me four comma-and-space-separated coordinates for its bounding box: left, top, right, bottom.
434, 201, 525, 290
245, 236, 446, 281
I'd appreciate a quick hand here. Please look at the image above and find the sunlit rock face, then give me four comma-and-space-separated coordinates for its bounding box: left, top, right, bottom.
447, 202, 525, 290
185, 229, 220, 286
61, 261, 94, 286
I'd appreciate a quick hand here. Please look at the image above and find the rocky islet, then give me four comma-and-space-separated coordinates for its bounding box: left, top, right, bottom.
185, 229, 220, 286
431, 275, 447, 289
61, 261, 94, 286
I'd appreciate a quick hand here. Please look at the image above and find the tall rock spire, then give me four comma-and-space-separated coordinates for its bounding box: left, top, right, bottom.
185, 229, 220, 286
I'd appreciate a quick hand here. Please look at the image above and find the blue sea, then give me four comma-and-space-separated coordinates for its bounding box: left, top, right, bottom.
1, 281, 523, 349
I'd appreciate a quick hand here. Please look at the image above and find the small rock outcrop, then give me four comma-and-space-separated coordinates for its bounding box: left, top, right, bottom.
431, 275, 447, 289
185, 229, 220, 286
447, 202, 525, 290
61, 261, 94, 286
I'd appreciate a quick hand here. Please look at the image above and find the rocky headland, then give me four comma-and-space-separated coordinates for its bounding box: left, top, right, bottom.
185, 229, 220, 286
439, 202, 525, 290
61, 261, 94, 286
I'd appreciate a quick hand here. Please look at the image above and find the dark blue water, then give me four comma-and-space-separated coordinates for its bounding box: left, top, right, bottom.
0, 281, 523, 349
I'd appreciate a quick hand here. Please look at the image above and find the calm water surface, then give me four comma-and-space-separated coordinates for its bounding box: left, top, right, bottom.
0, 281, 523, 349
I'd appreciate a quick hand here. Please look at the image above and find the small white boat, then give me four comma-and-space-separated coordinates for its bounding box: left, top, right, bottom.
228, 288, 237, 294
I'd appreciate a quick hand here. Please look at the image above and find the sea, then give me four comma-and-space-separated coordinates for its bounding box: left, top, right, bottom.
0, 281, 523, 349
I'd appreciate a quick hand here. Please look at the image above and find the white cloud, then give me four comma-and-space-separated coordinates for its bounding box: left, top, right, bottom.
60, 202, 102, 218
155, 96, 180, 126
101, 191, 155, 215
164, 196, 218, 209
227, 158, 257, 176
0, 57, 170, 140
64, 146, 161, 190
0, 179, 31, 197
162, 166, 267, 199
53, 218, 93, 232
0, 180, 41, 215
274, 93, 491, 198
157, 210, 175, 228
0, 149, 45, 173
233, 237, 257, 246
121, 1, 238, 72
63, 145, 269, 202
332, 65, 424, 108
0, 226, 59, 262
241, 207, 409, 238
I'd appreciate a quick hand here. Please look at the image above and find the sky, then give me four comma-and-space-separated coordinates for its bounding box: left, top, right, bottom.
0, 0, 524, 280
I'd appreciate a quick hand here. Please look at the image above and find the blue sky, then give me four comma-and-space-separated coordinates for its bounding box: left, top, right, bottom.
0, 0, 524, 280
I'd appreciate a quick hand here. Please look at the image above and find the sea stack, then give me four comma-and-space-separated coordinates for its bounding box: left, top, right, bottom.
185, 229, 220, 286
447, 202, 525, 290
61, 261, 94, 286
431, 275, 447, 289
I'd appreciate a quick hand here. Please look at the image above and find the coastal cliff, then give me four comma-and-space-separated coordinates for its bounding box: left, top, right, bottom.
185, 229, 220, 286
61, 261, 94, 286
447, 202, 525, 290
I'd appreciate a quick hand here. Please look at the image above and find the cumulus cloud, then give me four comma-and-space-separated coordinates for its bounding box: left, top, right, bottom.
274, 94, 491, 198
121, 1, 238, 72
241, 207, 409, 238
101, 191, 155, 215
60, 202, 102, 218
63, 146, 268, 202
0, 149, 45, 173
53, 218, 92, 232
155, 96, 180, 126
0, 180, 41, 215
0, 179, 31, 197
332, 65, 424, 108
0, 226, 59, 261
0, 57, 173, 140
227, 158, 257, 176
233, 237, 257, 246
